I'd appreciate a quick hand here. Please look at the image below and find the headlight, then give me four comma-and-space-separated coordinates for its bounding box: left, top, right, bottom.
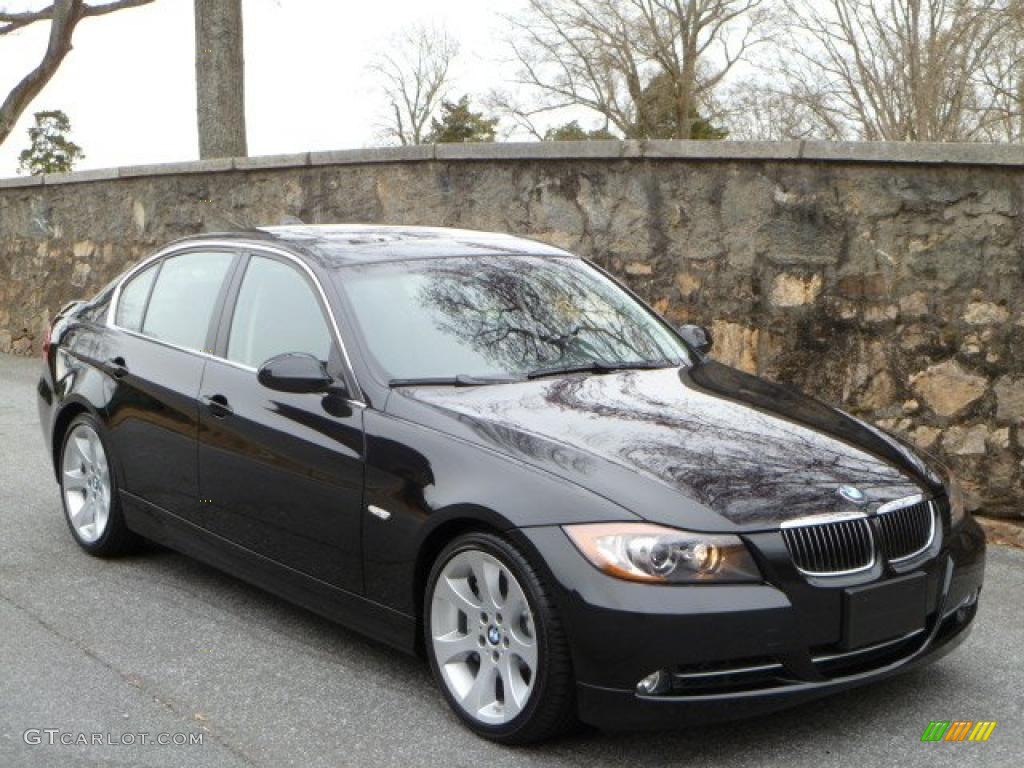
946, 473, 968, 528
563, 523, 761, 583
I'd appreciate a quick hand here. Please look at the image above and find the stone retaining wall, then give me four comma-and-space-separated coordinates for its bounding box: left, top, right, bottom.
1, 141, 1021, 516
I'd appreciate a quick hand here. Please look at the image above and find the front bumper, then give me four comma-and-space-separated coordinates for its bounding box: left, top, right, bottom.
516, 516, 985, 730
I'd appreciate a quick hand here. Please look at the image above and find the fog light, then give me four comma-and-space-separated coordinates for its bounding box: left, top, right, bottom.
636, 669, 671, 695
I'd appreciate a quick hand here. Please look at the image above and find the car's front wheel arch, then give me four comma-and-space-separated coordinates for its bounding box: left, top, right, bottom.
413, 513, 507, 656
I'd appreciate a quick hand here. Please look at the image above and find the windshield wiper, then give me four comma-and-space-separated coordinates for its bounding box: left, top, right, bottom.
388, 375, 522, 388
526, 359, 676, 380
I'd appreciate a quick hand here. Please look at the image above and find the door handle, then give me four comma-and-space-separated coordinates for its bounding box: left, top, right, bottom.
202, 393, 233, 417
105, 356, 128, 379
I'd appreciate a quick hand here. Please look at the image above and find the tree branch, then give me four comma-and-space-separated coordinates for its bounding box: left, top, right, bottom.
0, 0, 83, 146
1, 0, 153, 35
368, 22, 458, 145
0, 0, 155, 149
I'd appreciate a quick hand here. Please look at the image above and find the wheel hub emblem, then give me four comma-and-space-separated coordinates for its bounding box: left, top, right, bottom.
837, 485, 866, 505
487, 626, 500, 645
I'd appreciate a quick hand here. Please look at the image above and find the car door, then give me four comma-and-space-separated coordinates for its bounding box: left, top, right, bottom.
197, 250, 365, 593
103, 248, 238, 525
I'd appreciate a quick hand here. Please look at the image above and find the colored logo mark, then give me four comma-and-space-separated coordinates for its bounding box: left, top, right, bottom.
920, 721, 997, 742
837, 485, 866, 505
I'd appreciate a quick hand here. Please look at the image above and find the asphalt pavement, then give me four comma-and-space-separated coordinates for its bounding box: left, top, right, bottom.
0, 353, 1020, 767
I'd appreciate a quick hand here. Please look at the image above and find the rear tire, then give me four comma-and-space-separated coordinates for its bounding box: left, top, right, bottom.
424, 531, 576, 744
59, 413, 142, 557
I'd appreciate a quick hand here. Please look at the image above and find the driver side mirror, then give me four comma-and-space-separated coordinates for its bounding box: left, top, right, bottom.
257, 352, 334, 394
677, 324, 713, 360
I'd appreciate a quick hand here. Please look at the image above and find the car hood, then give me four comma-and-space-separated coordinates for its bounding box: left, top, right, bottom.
386, 361, 943, 532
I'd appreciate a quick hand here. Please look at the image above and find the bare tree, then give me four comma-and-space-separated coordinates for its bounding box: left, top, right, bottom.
977, 0, 1024, 140
496, 0, 770, 140
195, 0, 247, 158
716, 83, 838, 140
0, 0, 154, 149
767, 0, 1019, 142
370, 24, 459, 146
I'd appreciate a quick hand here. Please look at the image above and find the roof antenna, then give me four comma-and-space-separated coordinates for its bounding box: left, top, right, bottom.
279, 215, 305, 226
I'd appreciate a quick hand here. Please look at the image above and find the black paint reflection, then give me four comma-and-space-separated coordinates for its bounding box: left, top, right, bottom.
402, 364, 933, 527
451, 413, 597, 476
366, 434, 436, 513
686, 362, 941, 488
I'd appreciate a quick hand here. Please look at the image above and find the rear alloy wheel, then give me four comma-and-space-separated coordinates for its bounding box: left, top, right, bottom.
425, 532, 575, 744
59, 414, 141, 556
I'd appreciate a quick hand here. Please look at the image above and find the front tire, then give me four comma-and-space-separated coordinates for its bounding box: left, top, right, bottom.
424, 531, 575, 744
59, 413, 141, 556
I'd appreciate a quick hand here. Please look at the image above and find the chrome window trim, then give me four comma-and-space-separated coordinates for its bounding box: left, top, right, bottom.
876, 495, 937, 565
105, 239, 365, 406
114, 325, 259, 374
780, 511, 876, 577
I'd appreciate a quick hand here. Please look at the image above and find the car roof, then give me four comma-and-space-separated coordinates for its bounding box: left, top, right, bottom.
172, 224, 575, 267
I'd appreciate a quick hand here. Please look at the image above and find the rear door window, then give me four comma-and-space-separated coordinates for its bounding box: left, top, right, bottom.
114, 264, 158, 331
142, 252, 234, 351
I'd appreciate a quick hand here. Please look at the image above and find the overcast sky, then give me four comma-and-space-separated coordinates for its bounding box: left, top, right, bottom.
0, 0, 545, 177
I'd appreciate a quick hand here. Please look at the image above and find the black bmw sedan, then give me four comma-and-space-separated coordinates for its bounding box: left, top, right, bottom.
38, 225, 985, 744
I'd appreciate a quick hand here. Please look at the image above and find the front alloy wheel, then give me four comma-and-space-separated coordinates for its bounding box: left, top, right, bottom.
430, 549, 537, 724
424, 532, 575, 744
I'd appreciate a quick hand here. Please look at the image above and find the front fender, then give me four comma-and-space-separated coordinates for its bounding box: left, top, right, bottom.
360, 409, 639, 615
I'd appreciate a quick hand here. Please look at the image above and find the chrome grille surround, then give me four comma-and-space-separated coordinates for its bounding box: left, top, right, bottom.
780, 511, 875, 577
875, 494, 936, 563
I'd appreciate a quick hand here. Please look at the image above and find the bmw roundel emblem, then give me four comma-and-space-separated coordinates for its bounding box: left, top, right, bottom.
837, 485, 867, 505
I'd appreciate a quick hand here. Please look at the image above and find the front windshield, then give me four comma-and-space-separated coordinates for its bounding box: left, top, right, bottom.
334, 255, 690, 381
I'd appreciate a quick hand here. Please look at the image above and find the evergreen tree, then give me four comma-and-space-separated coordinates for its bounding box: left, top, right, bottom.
543, 120, 616, 141
634, 72, 728, 140
18, 110, 84, 175
427, 96, 498, 143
